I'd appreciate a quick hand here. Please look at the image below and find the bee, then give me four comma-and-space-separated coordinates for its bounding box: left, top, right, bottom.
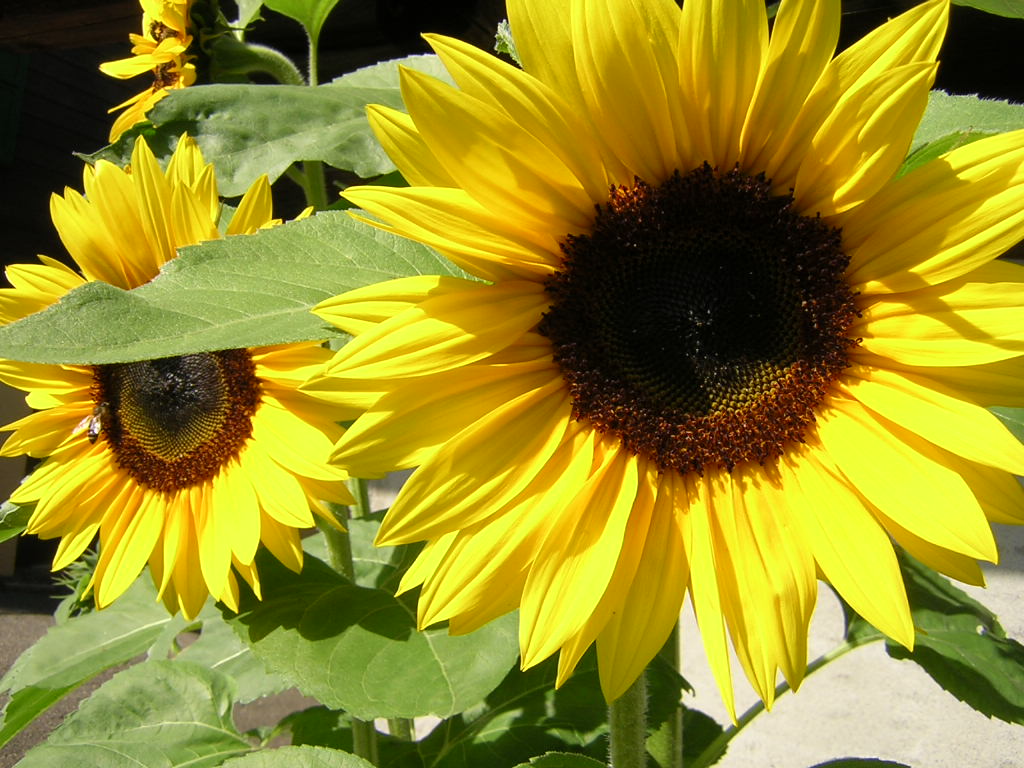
74, 402, 110, 444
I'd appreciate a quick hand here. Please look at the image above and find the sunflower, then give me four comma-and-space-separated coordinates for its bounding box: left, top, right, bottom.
0, 135, 352, 619
100, 0, 197, 142
304, 0, 1024, 712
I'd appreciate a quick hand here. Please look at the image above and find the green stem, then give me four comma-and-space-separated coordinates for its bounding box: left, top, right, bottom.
609, 670, 648, 768
349, 477, 372, 518
351, 718, 380, 764
318, 499, 380, 765
317, 507, 354, 582
659, 625, 683, 768
301, 160, 329, 210
227, 42, 305, 85
387, 717, 414, 741
687, 638, 872, 768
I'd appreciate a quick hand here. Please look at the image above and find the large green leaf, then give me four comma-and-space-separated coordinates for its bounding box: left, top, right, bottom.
226, 551, 520, 720
0, 578, 187, 749
0, 211, 466, 365
911, 91, 1024, 152
87, 54, 451, 196
886, 553, 1024, 724
176, 611, 289, 704
283, 707, 422, 768
841, 550, 1024, 724
15, 661, 251, 768
264, 0, 342, 46
901, 91, 1024, 177
512, 754, 608, 768
419, 648, 685, 768
952, 0, 1024, 18
221, 745, 375, 767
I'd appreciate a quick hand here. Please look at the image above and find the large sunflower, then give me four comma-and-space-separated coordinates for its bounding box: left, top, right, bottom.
100, 0, 196, 142
0, 136, 352, 619
304, 0, 1024, 711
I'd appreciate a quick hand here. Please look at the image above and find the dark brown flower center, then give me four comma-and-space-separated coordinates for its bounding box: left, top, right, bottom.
93, 350, 261, 492
539, 164, 858, 475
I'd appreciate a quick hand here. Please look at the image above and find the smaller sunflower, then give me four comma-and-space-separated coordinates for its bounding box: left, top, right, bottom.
0, 136, 353, 618
100, 0, 197, 142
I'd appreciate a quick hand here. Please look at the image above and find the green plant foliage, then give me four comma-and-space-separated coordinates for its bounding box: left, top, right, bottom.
226, 551, 520, 721
512, 754, 608, 768
283, 707, 422, 767
86, 54, 451, 196
0, 578, 188, 749
175, 609, 289, 704
0, 500, 30, 544
900, 91, 1024, 176
264, 0, 343, 47
221, 744, 376, 767
0, 211, 467, 365
494, 19, 521, 65
234, 0, 266, 30
952, 0, 1024, 18
912, 91, 1024, 152
843, 550, 1024, 724
304, 515, 420, 593
990, 406, 1024, 443
887, 554, 1024, 724
15, 661, 251, 768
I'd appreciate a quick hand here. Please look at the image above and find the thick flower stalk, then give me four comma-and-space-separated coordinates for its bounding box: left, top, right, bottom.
305, 0, 1024, 713
0, 136, 352, 619
100, 0, 196, 142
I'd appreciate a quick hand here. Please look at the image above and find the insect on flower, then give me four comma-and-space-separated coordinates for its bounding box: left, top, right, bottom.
74, 402, 111, 444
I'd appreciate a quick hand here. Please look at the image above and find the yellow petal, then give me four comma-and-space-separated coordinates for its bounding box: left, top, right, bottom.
856, 260, 1024, 366
520, 439, 639, 666
794, 62, 936, 217
780, 444, 913, 648
843, 365, 1024, 474
376, 375, 568, 545
678, 0, 768, 171
399, 66, 595, 234
846, 129, 1024, 293
365, 105, 456, 188
816, 398, 996, 561
740, 0, 840, 173
316, 280, 548, 382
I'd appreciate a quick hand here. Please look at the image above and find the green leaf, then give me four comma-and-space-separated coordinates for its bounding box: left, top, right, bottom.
86, 54, 451, 196
885, 552, 1024, 724
808, 761, 911, 768
0, 577, 188, 749
901, 91, 1024, 177
226, 551, 520, 720
512, 754, 608, 768
176, 612, 289, 703
952, 0, 1024, 18
235, 0, 265, 29
494, 19, 521, 65
0, 500, 30, 544
283, 707, 422, 768
221, 744, 375, 767
912, 91, 1024, 152
990, 406, 1024, 444
0, 211, 467, 365
15, 661, 251, 768
264, 0, 342, 46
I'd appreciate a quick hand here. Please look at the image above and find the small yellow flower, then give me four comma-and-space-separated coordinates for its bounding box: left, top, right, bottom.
100, 0, 196, 142
0, 136, 353, 619
306, 0, 1024, 712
